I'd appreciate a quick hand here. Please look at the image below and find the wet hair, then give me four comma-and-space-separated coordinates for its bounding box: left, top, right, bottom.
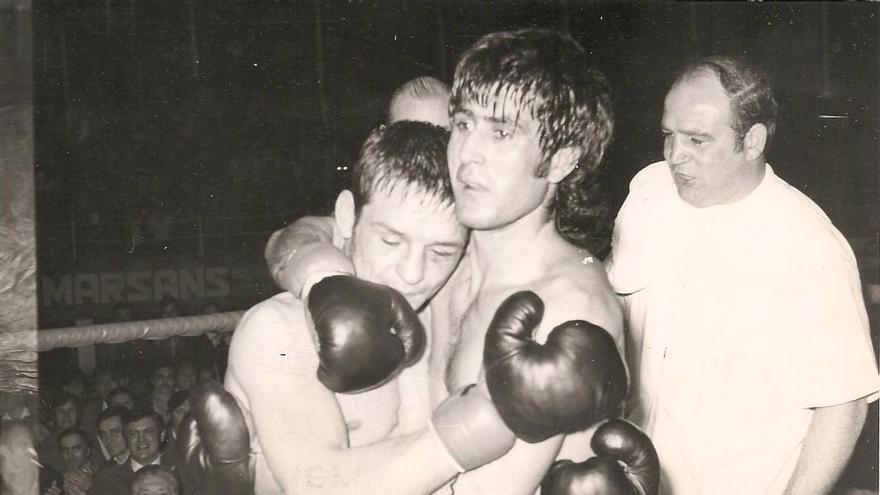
131, 464, 180, 494
352, 120, 453, 213
57, 427, 90, 449
123, 408, 165, 431
674, 55, 777, 151
450, 29, 614, 253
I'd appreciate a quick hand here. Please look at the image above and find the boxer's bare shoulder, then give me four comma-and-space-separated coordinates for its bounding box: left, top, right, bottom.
536, 241, 623, 348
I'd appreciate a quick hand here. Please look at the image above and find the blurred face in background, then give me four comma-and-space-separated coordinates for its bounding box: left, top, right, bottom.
109, 389, 135, 410
97, 415, 128, 459
53, 400, 79, 431
175, 364, 198, 392
59, 431, 90, 471
151, 367, 175, 399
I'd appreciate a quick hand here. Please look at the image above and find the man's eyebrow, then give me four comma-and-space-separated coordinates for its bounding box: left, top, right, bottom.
371, 221, 404, 236
450, 107, 473, 117
429, 240, 465, 248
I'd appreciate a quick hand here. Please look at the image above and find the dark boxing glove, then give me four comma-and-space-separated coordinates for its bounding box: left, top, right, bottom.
308, 275, 426, 393
177, 381, 254, 495
484, 291, 628, 443
541, 419, 660, 495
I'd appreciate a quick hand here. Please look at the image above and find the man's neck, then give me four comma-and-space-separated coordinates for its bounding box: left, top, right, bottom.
131, 454, 160, 472
468, 207, 556, 288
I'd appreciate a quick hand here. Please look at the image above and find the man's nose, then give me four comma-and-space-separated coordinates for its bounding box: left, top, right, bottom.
456, 128, 484, 167
666, 135, 689, 165
397, 248, 425, 286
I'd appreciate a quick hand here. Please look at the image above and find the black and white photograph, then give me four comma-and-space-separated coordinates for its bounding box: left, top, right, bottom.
1, 2, 878, 494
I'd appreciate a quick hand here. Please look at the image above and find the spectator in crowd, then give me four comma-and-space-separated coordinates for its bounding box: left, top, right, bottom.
91, 409, 169, 495
107, 387, 137, 411
174, 362, 198, 394
196, 364, 217, 384
130, 465, 180, 495
1, 419, 63, 495
37, 392, 81, 472
61, 372, 86, 399
148, 363, 176, 423
96, 406, 130, 467
93, 367, 125, 411
161, 391, 189, 473
58, 428, 95, 495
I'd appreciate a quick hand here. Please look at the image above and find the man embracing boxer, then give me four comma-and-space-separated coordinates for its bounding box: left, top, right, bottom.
263, 29, 645, 494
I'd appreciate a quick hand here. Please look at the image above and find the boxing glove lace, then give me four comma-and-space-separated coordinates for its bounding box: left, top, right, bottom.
484, 291, 628, 442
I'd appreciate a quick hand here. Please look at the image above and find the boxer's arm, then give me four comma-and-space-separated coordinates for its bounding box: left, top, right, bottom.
452, 278, 624, 495
230, 298, 457, 495
782, 398, 867, 495
264, 216, 354, 297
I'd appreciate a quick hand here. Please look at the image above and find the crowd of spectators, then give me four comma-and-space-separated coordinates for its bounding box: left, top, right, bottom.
2, 328, 231, 495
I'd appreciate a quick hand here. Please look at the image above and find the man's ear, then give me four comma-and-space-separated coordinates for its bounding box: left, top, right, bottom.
547, 146, 581, 184
334, 190, 356, 240
743, 123, 767, 161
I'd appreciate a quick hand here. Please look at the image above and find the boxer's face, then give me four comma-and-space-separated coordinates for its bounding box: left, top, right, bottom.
125, 417, 162, 465
662, 74, 753, 208
59, 432, 89, 471
448, 99, 550, 230
349, 186, 466, 311
389, 94, 450, 129
97, 415, 128, 458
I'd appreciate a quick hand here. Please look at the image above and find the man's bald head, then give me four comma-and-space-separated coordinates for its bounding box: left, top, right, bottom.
388, 76, 450, 128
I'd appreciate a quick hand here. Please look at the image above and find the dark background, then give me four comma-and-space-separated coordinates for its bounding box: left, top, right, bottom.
0, 1, 876, 489
26, 2, 878, 323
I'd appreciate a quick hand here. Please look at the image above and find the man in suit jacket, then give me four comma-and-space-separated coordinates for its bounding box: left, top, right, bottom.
90, 409, 171, 495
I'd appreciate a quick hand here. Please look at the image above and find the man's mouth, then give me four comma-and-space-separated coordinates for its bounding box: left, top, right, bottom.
673, 172, 696, 187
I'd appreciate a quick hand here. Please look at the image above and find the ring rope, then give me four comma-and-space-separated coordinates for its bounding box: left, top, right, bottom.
0, 311, 246, 352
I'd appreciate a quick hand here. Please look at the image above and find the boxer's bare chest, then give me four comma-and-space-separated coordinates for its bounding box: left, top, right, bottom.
442, 284, 512, 392
334, 379, 400, 447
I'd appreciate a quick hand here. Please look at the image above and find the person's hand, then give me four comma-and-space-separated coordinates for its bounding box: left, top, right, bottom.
63, 465, 94, 495
43, 480, 62, 495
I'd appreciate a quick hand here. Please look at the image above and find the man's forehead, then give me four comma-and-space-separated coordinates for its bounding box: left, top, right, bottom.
455, 88, 539, 123
99, 417, 123, 429
61, 435, 85, 446
127, 418, 159, 431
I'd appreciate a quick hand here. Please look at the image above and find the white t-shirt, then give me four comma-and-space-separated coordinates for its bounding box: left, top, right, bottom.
607, 161, 879, 494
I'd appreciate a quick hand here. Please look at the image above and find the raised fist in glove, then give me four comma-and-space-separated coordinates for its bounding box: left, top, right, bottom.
484, 291, 628, 443
177, 381, 254, 495
541, 419, 660, 495
308, 275, 426, 393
